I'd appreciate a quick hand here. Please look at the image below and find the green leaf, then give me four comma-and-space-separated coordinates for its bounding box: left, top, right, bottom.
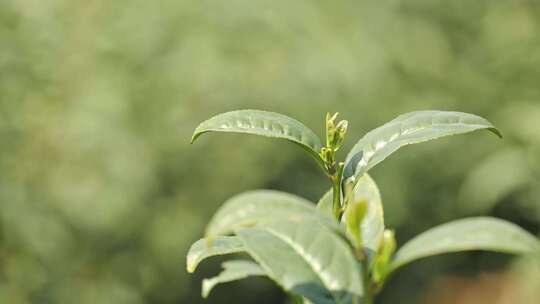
317, 174, 385, 252
186, 236, 244, 273
191, 110, 324, 165
315, 188, 333, 217
206, 190, 339, 238
263, 218, 363, 296
343, 111, 502, 183
193, 193, 362, 302
202, 260, 266, 298
347, 174, 384, 253
236, 228, 336, 304
237, 219, 363, 304
390, 217, 540, 271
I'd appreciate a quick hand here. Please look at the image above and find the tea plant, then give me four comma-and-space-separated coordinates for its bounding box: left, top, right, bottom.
187, 110, 539, 304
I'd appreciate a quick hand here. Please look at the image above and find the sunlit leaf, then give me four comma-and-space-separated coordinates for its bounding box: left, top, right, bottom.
390, 217, 540, 271
186, 236, 244, 273
262, 218, 363, 296
315, 188, 333, 217
343, 111, 502, 183
202, 192, 363, 302
237, 217, 363, 304
205, 190, 340, 238
346, 174, 384, 254
236, 227, 336, 304
202, 260, 266, 298
191, 110, 324, 165
317, 174, 384, 253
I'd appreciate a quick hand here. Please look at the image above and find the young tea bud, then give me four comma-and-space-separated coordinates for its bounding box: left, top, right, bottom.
379, 230, 396, 262
331, 120, 348, 150
326, 112, 339, 129
372, 229, 397, 284
320, 147, 335, 166
345, 199, 368, 249
325, 112, 339, 148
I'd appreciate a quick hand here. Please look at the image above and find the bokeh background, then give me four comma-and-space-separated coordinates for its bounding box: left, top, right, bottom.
1, 0, 539, 303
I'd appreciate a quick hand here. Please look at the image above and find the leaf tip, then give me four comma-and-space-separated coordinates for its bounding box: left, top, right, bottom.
201, 279, 212, 298
490, 127, 503, 139
190, 131, 200, 144
186, 259, 196, 273
203, 233, 215, 246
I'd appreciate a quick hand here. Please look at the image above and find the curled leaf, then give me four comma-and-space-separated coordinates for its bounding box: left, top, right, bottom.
202, 260, 266, 298
186, 236, 244, 273
192, 110, 324, 165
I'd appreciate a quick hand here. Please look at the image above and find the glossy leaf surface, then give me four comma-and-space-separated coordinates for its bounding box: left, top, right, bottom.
236, 228, 335, 304
186, 236, 244, 273
191, 110, 323, 163
391, 217, 540, 271
206, 190, 339, 238
263, 217, 363, 297
237, 225, 360, 304
343, 111, 502, 183
202, 260, 266, 298
201, 190, 361, 302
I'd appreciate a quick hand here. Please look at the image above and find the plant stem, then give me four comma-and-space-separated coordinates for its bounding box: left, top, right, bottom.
331, 163, 344, 220
362, 263, 374, 304
331, 177, 341, 220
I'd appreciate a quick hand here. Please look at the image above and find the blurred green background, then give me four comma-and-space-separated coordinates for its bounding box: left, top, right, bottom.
1, 0, 539, 303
